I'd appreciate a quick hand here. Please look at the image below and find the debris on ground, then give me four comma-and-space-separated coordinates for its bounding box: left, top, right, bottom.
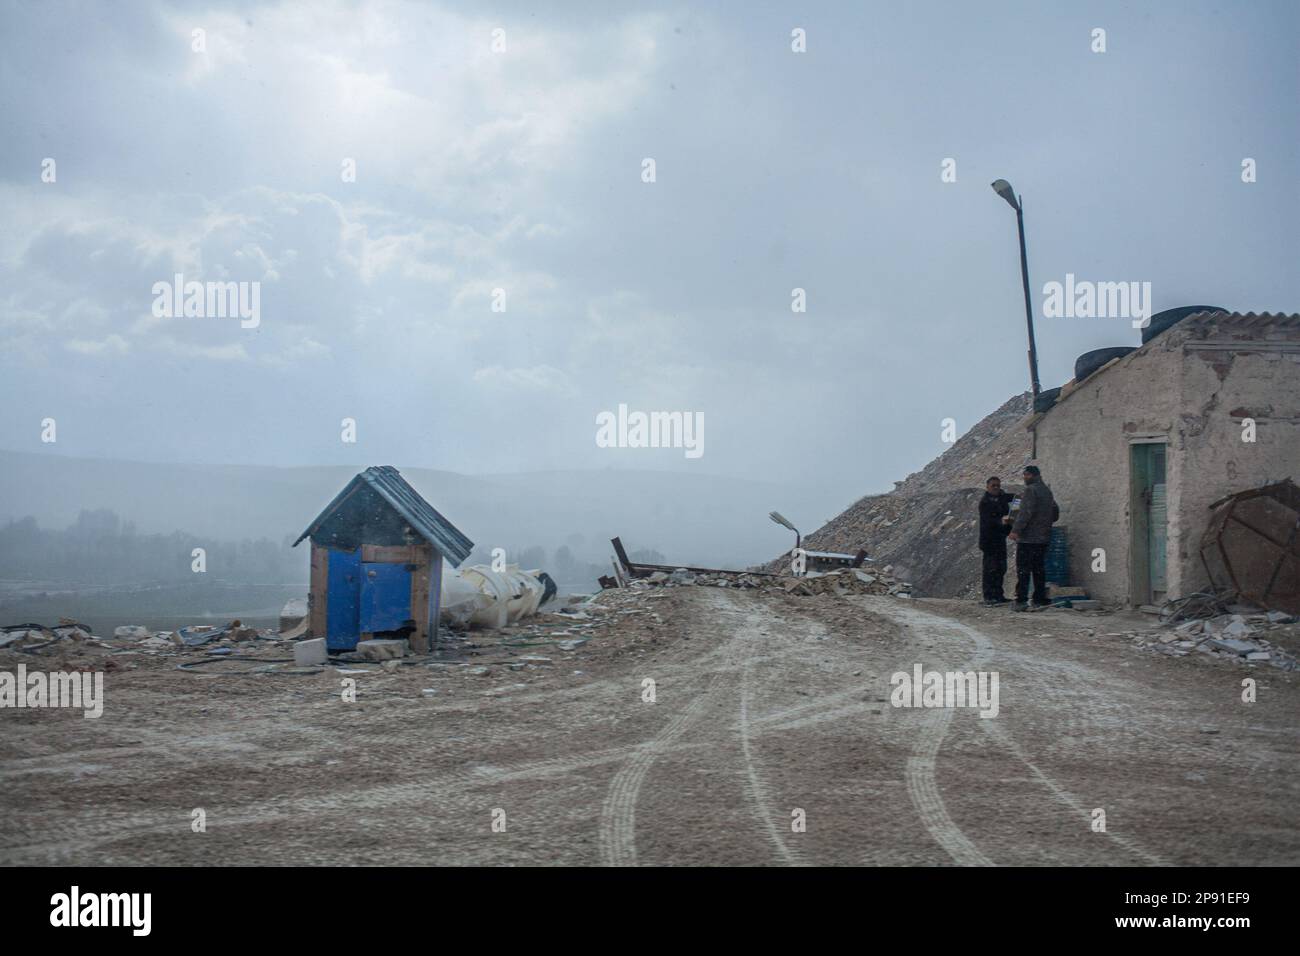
763, 392, 1034, 597
1118, 605, 1299, 671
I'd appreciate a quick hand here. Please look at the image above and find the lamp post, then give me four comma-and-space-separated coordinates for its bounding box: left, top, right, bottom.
990, 179, 1041, 399
768, 511, 800, 551
769, 511, 803, 576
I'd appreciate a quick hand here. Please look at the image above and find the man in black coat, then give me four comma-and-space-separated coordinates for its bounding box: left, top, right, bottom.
1009, 464, 1059, 611
977, 476, 1014, 605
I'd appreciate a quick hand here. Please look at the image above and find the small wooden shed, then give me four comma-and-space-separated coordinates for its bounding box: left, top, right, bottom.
294, 466, 474, 654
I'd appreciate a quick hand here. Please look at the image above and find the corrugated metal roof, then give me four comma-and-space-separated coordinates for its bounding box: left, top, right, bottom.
1185, 311, 1300, 330
293, 466, 475, 566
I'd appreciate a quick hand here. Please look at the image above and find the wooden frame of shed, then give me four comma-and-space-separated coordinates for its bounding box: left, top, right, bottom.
294, 466, 474, 655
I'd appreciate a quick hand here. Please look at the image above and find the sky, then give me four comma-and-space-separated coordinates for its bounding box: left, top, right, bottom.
2, 0, 1297, 493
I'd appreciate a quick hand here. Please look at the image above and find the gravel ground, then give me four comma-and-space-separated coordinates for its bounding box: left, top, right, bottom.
2, 586, 1297, 866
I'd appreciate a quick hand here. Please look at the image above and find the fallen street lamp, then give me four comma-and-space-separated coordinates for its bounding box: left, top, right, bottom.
768, 511, 800, 551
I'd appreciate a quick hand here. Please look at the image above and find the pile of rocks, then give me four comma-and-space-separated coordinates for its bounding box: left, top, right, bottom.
631, 568, 770, 590
0, 619, 269, 657
1130, 608, 1298, 670
0, 621, 94, 651
626, 563, 913, 598
778, 565, 913, 598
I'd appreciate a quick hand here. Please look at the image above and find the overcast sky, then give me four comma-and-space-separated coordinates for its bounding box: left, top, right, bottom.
2, 0, 1297, 491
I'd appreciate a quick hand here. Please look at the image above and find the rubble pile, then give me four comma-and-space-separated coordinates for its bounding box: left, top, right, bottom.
0, 618, 278, 660
769, 392, 1034, 597
1121, 607, 1299, 671
626, 565, 913, 599
778, 566, 913, 598
628, 568, 770, 590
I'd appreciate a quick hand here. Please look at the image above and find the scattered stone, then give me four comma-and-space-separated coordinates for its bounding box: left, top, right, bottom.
115, 625, 151, 641
557, 638, 588, 651
293, 638, 328, 666
1221, 618, 1253, 639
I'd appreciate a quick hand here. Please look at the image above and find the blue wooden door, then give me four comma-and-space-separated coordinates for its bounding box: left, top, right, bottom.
360, 562, 413, 633
326, 547, 362, 650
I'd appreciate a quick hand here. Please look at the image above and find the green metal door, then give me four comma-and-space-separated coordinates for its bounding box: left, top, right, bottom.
1148, 444, 1168, 599
1130, 442, 1169, 604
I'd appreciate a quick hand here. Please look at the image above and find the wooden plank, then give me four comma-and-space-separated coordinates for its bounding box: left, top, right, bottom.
426, 555, 444, 653
610, 537, 633, 573
361, 544, 419, 563
309, 542, 328, 639
409, 547, 431, 654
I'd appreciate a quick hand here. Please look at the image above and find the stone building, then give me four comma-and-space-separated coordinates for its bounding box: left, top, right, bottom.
1031, 311, 1300, 606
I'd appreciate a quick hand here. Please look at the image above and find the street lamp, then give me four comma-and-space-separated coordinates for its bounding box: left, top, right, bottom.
990, 179, 1042, 399
768, 511, 800, 551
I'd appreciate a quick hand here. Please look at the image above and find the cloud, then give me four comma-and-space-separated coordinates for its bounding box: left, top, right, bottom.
65, 334, 129, 356
473, 364, 578, 397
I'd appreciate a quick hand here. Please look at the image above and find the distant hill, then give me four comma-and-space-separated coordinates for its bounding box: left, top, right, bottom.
0, 450, 859, 572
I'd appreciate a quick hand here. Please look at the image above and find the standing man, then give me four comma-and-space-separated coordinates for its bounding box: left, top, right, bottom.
1009, 465, 1058, 611
977, 476, 1014, 605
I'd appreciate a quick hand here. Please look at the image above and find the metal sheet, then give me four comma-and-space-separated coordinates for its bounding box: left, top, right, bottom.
326, 547, 362, 651
294, 466, 474, 567
360, 562, 413, 633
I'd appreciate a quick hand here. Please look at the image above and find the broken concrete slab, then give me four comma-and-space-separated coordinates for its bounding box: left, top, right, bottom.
293, 638, 328, 666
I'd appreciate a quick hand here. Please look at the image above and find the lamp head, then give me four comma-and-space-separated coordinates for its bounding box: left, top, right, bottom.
991, 179, 1020, 212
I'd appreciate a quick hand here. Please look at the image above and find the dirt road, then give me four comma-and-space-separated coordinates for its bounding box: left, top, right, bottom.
2, 586, 1298, 865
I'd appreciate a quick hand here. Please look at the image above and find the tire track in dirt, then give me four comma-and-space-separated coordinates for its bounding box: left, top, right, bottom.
866, 599, 996, 866
733, 597, 809, 866
597, 671, 726, 866
858, 596, 1168, 866
905, 707, 995, 866
597, 589, 831, 866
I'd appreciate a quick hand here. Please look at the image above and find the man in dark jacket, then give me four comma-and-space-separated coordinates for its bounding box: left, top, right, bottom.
1009, 465, 1058, 611
977, 476, 1014, 605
